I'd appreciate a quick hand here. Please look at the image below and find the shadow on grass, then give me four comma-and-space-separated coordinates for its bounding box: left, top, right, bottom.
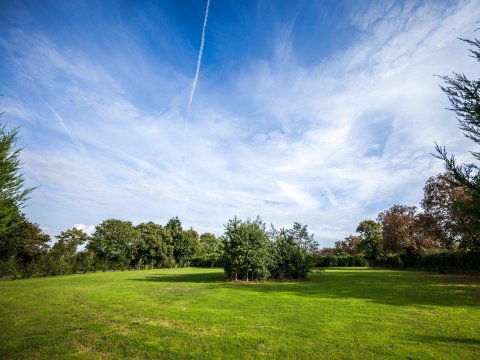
129, 268, 480, 308
130, 271, 225, 283
416, 335, 480, 345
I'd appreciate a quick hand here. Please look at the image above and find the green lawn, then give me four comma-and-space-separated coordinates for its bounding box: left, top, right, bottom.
0, 268, 479, 359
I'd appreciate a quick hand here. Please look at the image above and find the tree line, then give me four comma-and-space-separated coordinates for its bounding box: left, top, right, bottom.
317, 172, 479, 270
0, 214, 226, 278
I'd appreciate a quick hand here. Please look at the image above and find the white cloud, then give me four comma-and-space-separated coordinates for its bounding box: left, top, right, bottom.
2, 0, 479, 247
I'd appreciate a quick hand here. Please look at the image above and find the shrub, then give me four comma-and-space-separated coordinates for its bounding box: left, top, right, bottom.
371, 251, 480, 273
313, 255, 368, 267
371, 254, 403, 268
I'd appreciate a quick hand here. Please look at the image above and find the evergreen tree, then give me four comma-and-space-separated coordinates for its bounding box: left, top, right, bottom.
0, 123, 34, 238
435, 34, 480, 249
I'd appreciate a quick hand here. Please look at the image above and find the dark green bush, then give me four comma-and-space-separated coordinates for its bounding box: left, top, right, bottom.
371, 254, 403, 268
190, 256, 224, 268
314, 255, 368, 267
371, 251, 479, 273
418, 251, 480, 273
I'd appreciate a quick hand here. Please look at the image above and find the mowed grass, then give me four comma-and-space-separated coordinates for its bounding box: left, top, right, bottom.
0, 268, 479, 359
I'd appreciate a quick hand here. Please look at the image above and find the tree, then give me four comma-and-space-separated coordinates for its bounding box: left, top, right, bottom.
199, 232, 224, 267
87, 219, 140, 270
165, 216, 184, 265
222, 216, 273, 281
54, 228, 88, 256
434, 34, 480, 249
334, 235, 361, 255
0, 213, 50, 278
356, 220, 383, 260
270, 224, 313, 280
0, 212, 50, 264
136, 222, 174, 269
47, 228, 89, 274
0, 123, 34, 239
165, 217, 201, 267
285, 222, 319, 253
421, 173, 480, 250
317, 247, 336, 256
378, 205, 418, 253
180, 228, 201, 266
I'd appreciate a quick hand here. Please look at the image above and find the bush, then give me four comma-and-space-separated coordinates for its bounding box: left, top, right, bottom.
371, 251, 480, 273
190, 256, 224, 267
313, 255, 368, 267
371, 254, 403, 268
419, 251, 480, 273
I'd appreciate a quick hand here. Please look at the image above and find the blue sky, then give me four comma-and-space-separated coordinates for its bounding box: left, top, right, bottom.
1, 0, 479, 247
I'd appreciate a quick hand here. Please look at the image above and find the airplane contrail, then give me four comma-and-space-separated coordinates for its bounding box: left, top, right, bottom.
186, 0, 211, 120
181, 0, 211, 203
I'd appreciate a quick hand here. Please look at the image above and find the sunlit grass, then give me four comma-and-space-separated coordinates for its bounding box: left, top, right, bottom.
1, 267, 479, 359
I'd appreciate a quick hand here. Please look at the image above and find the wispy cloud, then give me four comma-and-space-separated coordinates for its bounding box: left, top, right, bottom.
1, 0, 478, 246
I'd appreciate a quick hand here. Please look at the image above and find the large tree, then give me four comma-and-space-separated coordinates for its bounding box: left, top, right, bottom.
434, 34, 480, 249
199, 232, 224, 267
222, 216, 273, 281
270, 223, 314, 280
136, 222, 174, 268
356, 220, 383, 260
46, 227, 89, 274
0, 212, 50, 264
378, 205, 418, 253
334, 235, 361, 255
0, 124, 34, 238
421, 173, 480, 250
165, 217, 200, 266
87, 219, 140, 270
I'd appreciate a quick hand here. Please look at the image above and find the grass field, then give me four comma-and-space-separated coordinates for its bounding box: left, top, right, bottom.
0, 268, 479, 359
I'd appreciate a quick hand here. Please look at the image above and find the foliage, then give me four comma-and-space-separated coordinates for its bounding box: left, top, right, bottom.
370, 254, 404, 268
0, 212, 50, 264
421, 173, 480, 250
285, 222, 319, 253
41, 228, 90, 275
434, 35, 480, 249
222, 216, 273, 281
334, 235, 361, 255
0, 123, 34, 238
372, 250, 480, 273
136, 222, 174, 269
270, 226, 313, 279
197, 232, 224, 267
356, 220, 383, 260
378, 205, 417, 253
222, 218, 316, 281
87, 219, 141, 271
165, 217, 201, 267
314, 254, 368, 267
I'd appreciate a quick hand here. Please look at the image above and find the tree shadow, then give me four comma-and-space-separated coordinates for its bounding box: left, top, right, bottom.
128, 268, 480, 308
129, 271, 225, 284
228, 269, 480, 307
416, 335, 480, 345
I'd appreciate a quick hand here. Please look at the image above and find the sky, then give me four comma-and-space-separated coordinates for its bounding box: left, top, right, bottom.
0, 0, 479, 247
